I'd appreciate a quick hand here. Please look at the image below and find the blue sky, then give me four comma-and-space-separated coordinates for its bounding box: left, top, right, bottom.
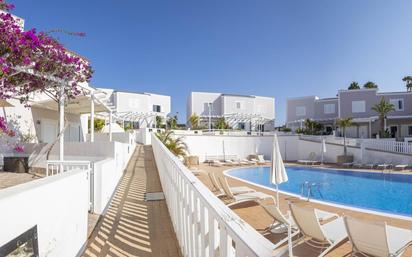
10, 0, 412, 125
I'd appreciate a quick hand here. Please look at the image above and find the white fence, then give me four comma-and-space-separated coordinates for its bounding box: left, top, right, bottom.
151, 134, 276, 257
363, 140, 412, 155
299, 135, 412, 155
46, 160, 91, 176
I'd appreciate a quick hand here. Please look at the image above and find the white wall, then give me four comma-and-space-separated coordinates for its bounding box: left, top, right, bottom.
0, 170, 89, 257
180, 135, 412, 165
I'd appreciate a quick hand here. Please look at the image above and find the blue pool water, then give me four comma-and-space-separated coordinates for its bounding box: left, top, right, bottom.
227, 166, 412, 217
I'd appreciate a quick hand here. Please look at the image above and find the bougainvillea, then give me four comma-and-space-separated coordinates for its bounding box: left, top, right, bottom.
0, 0, 93, 104
0, 116, 24, 153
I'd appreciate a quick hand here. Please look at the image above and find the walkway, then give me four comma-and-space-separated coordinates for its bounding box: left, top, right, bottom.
83, 145, 181, 257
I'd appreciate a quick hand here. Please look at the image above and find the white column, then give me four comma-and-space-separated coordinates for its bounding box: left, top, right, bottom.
59, 85, 65, 161
90, 94, 95, 142
109, 111, 113, 142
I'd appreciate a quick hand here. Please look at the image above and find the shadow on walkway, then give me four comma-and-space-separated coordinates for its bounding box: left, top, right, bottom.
83, 145, 181, 257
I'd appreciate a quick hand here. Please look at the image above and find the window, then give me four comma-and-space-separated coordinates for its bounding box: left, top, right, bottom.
352, 101, 365, 113
238, 122, 245, 130
296, 106, 306, 116
152, 105, 161, 112
235, 101, 242, 109
324, 104, 335, 114
408, 126, 412, 135
389, 98, 404, 111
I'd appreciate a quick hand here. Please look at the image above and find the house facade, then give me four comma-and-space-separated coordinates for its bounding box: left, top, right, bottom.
102, 89, 171, 129
187, 92, 275, 131
286, 88, 412, 140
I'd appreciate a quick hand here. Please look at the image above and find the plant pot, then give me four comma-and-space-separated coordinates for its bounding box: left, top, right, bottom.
3, 157, 29, 173
337, 155, 353, 164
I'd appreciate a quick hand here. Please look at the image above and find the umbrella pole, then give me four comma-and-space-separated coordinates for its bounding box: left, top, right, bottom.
276, 183, 280, 206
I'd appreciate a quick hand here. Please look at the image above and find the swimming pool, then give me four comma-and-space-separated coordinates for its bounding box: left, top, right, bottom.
226, 166, 412, 218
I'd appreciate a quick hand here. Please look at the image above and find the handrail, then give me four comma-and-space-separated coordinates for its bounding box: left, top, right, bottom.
151, 134, 277, 257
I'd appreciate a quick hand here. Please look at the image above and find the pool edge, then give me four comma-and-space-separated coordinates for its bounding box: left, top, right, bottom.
223, 166, 412, 222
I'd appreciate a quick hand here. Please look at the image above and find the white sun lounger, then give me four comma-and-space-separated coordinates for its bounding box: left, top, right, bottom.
297, 160, 319, 166
377, 163, 393, 170
344, 216, 412, 257
261, 200, 338, 250
207, 171, 254, 197
289, 203, 347, 257
242, 158, 257, 165
395, 164, 408, 170
257, 155, 271, 164
211, 160, 224, 167
218, 176, 273, 207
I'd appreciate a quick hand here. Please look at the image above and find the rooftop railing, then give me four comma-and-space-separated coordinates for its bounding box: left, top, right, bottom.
151, 134, 277, 257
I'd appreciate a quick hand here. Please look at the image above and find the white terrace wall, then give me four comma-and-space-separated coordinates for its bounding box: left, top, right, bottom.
180, 135, 412, 165
0, 170, 89, 257
24, 140, 136, 214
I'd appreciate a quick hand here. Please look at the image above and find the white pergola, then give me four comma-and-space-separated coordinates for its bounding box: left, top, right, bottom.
200, 113, 273, 131
111, 111, 164, 128
31, 85, 114, 161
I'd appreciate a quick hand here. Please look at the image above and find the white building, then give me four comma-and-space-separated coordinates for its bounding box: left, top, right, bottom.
101, 89, 171, 129
187, 92, 275, 131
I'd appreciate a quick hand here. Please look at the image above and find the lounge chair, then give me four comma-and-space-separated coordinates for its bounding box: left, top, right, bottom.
228, 159, 241, 166
261, 200, 338, 250
342, 162, 354, 168
218, 176, 273, 207
223, 160, 236, 166
242, 158, 257, 165
239, 159, 250, 165
364, 162, 378, 169
353, 162, 364, 168
260, 202, 300, 249
207, 171, 254, 197
257, 155, 271, 165
395, 164, 408, 171
297, 152, 320, 166
344, 216, 412, 257
211, 160, 224, 167
289, 203, 347, 257
377, 163, 393, 170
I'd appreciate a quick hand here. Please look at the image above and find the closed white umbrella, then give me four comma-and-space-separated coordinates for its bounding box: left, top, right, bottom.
360, 141, 365, 164
270, 134, 288, 206
321, 138, 327, 164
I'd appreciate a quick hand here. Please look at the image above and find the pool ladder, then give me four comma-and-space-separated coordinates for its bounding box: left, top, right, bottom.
300, 181, 324, 201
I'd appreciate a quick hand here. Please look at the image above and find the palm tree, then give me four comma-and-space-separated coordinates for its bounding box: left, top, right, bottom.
348, 81, 360, 90
336, 118, 353, 156
156, 131, 188, 158
371, 97, 395, 137
167, 115, 178, 129
402, 76, 412, 92
363, 81, 378, 89
155, 115, 163, 128
188, 113, 199, 129
216, 117, 228, 130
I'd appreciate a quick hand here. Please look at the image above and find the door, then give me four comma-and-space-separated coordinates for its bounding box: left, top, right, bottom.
359, 126, 368, 138
69, 124, 81, 142
41, 120, 57, 143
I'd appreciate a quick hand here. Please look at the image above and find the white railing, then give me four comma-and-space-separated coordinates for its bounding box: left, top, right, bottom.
300, 135, 412, 155
363, 140, 412, 155
151, 134, 276, 257
46, 160, 91, 176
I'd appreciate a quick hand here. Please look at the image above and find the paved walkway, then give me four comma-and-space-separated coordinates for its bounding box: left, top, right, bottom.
83, 145, 181, 257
